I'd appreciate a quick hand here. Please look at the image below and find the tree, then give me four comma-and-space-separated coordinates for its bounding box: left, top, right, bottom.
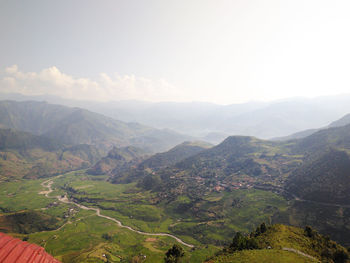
230, 231, 259, 251
102, 233, 112, 241
246, 238, 259, 249
260, 222, 267, 233
254, 225, 261, 237
230, 232, 247, 251
164, 244, 184, 263
304, 226, 315, 238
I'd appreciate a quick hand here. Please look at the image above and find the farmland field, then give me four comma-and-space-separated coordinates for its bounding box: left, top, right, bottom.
0, 169, 290, 262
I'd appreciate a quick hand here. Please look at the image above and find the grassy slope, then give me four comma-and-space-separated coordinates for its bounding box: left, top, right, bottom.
207, 224, 349, 263
206, 249, 317, 263
254, 224, 321, 256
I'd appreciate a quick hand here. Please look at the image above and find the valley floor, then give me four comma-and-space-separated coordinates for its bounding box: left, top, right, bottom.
0, 169, 349, 262
40, 177, 194, 248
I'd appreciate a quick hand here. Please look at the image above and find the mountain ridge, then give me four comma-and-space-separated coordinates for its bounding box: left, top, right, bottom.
0, 100, 192, 153
3, 92, 350, 140
0, 128, 103, 179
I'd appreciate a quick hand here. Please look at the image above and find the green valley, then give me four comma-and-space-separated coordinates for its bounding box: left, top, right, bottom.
1, 169, 348, 262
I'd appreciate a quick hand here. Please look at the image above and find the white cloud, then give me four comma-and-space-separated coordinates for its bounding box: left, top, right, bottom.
0, 65, 189, 102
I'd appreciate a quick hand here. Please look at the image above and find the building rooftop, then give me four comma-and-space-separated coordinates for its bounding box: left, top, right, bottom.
0, 232, 61, 263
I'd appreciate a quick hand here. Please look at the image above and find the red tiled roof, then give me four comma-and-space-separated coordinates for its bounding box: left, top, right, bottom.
0, 232, 61, 263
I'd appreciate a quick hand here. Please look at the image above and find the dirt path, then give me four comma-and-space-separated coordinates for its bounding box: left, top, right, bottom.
40, 177, 194, 248
282, 247, 317, 261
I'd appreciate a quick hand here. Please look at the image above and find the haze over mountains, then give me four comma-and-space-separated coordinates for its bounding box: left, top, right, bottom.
274, 112, 350, 141
0, 100, 191, 153
2, 92, 350, 142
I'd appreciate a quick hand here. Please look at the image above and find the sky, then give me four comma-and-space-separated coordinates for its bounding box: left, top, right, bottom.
1, 0, 350, 104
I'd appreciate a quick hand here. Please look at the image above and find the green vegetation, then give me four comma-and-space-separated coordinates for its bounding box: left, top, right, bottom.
136, 136, 302, 204
208, 224, 349, 263
273, 199, 350, 247
0, 179, 52, 211
206, 249, 318, 263
26, 211, 218, 262
0, 210, 61, 234
52, 171, 288, 246
164, 244, 185, 263
0, 169, 289, 262
108, 141, 211, 184
0, 172, 220, 262
29, 214, 179, 262
286, 148, 350, 204
88, 146, 147, 176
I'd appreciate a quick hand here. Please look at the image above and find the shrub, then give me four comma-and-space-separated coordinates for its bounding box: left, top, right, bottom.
164, 244, 184, 263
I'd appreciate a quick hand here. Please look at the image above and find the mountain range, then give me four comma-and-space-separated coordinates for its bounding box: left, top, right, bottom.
0, 100, 191, 153
274, 113, 350, 141
0, 128, 103, 180
3, 92, 350, 141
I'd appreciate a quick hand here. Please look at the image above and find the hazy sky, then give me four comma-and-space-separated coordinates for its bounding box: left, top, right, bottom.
1, 0, 350, 104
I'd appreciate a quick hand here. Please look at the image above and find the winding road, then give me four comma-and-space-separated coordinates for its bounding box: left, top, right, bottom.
40, 178, 194, 248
